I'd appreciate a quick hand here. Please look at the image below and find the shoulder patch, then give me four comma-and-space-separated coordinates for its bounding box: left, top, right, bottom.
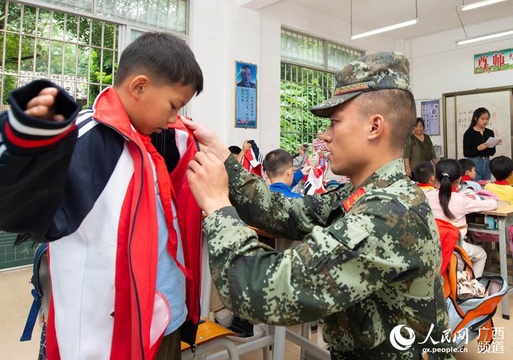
342, 188, 366, 212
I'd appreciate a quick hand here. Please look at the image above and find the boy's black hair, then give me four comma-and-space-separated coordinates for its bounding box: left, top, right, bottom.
412, 161, 434, 183
458, 158, 476, 174
489, 156, 513, 181
263, 149, 293, 178
115, 32, 203, 94
229, 146, 242, 155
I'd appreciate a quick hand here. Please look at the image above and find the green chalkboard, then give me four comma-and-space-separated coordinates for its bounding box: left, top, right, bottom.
0, 231, 36, 270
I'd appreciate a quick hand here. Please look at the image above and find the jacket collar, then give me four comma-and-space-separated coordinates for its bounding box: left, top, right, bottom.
92, 87, 138, 141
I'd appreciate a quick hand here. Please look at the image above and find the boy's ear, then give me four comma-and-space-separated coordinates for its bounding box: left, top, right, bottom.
129, 75, 150, 99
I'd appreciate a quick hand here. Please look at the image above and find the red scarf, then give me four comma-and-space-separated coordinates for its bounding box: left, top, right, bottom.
461, 175, 472, 181
494, 180, 510, 185
140, 134, 187, 276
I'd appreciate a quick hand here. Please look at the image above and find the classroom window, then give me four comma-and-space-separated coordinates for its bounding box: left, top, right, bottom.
280, 28, 364, 154
33, 0, 188, 33
0, 0, 189, 109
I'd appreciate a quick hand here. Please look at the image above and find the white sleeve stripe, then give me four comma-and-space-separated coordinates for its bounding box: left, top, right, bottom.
78, 119, 99, 138
0, 144, 6, 158
8, 108, 75, 137
76, 110, 94, 125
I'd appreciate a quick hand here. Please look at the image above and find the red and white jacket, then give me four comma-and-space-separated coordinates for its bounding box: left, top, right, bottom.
0, 80, 202, 359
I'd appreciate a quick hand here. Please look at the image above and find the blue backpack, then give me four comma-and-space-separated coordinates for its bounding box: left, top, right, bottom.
20, 243, 48, 341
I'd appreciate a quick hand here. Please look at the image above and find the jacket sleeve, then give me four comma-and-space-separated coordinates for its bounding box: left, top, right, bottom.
487, 129, 497, 156
223, 155, 343, 239
204, 191, 427, 325
0, 80, 80, 241
463, 129, 478, 158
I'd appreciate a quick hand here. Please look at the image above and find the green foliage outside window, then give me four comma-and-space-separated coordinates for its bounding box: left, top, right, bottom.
279, 28, 363, 157
280, 62, 332, 155
0, 0, 117, 107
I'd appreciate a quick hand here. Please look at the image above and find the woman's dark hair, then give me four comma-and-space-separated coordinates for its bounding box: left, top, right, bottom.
415, 117, 425, 128
435, 159, 462, 220
467, 107, 490, 130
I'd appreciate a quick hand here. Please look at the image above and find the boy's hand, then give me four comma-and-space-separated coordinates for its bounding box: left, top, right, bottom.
242, 141, 252, 151
187, 151, 231, 215
25, 87, 65, 122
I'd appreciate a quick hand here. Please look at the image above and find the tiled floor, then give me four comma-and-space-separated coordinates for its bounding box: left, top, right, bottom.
1, 266, 512, 359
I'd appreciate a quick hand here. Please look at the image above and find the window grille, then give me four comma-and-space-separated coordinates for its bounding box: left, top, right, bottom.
1, 0, 118, 107
32, 0, 188, 33
280, 28, 364, 154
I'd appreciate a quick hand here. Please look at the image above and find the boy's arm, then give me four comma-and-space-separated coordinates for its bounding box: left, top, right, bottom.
0, 80, 81, 240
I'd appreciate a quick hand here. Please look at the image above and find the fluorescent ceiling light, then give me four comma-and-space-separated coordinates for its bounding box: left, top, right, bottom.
456, 29, 513, 44
456, 30, 513, 45
351, 18, 419, 40
460, 0, 506, 11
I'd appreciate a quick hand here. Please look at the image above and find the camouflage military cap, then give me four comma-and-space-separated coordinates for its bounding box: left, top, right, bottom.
310, 51, 411, 118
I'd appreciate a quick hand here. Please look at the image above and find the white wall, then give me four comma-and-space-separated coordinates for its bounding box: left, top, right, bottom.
189, 0, 397, 155
408, 15, 513, 156
189, 1, 513, 158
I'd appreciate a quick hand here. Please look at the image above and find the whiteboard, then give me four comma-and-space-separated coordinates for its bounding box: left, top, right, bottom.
445, 96, 456, 159
443, 87, 513, 160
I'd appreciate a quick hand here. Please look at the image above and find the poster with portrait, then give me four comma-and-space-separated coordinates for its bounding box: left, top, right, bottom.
235, 61, 257, 128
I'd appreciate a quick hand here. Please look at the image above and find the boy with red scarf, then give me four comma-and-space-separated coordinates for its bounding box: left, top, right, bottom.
0, 32, 204, 359
485, 156, 513, 204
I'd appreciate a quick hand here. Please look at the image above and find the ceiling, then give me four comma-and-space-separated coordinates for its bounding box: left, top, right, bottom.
284, 0, 513, 41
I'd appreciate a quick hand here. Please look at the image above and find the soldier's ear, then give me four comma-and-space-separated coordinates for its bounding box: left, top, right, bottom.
368, 114, 384, 139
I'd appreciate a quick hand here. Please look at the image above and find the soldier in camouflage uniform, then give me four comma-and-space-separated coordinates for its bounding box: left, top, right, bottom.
185, 52, 454, 359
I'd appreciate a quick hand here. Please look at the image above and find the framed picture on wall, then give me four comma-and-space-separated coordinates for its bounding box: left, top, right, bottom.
235, 61, 257, 128
420, 99, 440, 136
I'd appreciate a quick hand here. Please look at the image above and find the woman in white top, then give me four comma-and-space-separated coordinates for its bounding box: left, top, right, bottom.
424, 159, 498, 277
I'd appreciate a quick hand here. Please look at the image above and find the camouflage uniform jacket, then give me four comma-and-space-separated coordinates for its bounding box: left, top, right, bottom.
204, 156, 453, 359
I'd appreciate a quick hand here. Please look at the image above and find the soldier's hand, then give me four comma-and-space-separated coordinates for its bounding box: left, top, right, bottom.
182, 118, 231, 160
25, 87, 66, 122
187, 151, 231, 215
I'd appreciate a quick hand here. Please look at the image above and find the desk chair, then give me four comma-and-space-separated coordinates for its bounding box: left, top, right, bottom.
181, 319, 239, 360
181, 236, 282, 360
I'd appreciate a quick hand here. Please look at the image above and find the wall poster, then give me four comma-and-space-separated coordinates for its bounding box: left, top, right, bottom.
474, 48, 513, 74
420, 99, 440, 136
235, 61, 257, 128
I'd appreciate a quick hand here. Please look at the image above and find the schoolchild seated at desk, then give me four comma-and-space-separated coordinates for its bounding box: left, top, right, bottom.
263, 149, 310, 198
424, 159, 498, 277
412, 161, 436, 190
459, 158, 482, 192
484, 156, 513, 204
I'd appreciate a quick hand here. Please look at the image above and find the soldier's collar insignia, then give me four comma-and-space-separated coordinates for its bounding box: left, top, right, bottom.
342, 188, 366, 212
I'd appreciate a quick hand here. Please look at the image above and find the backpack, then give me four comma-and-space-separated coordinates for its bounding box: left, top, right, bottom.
443, 244, 508, 348
20, 243, 48, 341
